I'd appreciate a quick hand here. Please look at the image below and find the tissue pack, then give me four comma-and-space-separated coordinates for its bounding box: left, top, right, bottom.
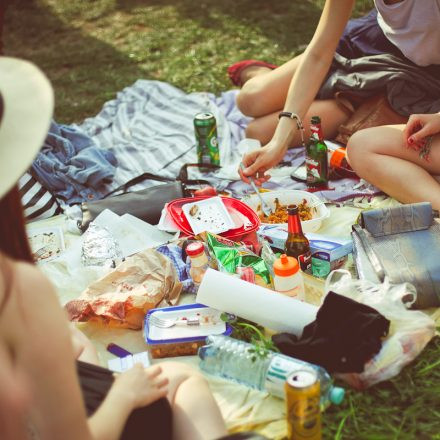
258, 226, 352, 277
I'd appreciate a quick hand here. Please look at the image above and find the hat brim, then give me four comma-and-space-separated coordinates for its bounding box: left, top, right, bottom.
0, 57, 54, 199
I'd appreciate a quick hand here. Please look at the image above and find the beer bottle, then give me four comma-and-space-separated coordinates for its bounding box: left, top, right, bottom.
284, 205, 311, 272
306, 116, 328, 188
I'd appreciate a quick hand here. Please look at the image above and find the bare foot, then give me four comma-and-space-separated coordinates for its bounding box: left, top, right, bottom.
240, 65, 272, 85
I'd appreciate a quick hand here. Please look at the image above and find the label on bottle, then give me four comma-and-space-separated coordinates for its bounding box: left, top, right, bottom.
305, 157, 321, 183
298, 251, 312, 272
265, 355, 304, 398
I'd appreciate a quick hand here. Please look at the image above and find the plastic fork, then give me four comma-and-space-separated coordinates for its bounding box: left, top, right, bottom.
149, 314, 200, 329
239, 163, 273, 217
32, 246, 50, 260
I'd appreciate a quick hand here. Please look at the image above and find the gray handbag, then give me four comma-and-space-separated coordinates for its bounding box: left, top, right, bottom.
352, 202, 440, 309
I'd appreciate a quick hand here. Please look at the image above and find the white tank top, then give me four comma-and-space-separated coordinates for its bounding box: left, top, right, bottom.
374, 0, 440, 66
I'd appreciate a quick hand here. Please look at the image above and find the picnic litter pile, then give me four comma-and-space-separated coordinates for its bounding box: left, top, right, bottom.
27, 82, 440, 439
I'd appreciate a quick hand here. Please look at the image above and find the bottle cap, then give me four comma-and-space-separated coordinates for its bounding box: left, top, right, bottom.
186, 242, 205, 257
273, 254, 299, 276
329, 386, 345, 405
287, 205, 298, 216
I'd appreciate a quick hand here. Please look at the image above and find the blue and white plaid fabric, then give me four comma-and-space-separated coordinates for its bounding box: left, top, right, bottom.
77, 80, 249, 193
156, 243, 198, 294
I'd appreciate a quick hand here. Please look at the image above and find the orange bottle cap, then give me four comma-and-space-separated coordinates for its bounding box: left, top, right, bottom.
273, 254, 299, 276
329, 147, 346, 169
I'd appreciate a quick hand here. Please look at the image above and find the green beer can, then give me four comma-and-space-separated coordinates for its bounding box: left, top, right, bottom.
194, 112, 220, 166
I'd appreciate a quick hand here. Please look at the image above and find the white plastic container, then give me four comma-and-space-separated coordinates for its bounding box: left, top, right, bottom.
182, 196, 235, 235
273, 254, 305, 299
241, 189, 330, 233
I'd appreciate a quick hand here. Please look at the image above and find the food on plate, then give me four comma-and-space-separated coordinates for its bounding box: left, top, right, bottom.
189, 204, 200, 217
257, 198, 314, 223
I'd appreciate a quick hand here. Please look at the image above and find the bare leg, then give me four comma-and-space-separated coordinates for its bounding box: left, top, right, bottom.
347, 125, 440, 209
160, 362, 227, 440
237, 54, 304, 117
246, 99, 351, 147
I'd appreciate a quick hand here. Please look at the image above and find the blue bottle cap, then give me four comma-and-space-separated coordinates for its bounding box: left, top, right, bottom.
330, 386, 345, 405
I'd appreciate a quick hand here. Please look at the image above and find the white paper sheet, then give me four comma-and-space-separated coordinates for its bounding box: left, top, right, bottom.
93, 209, 176, 257
196, 269, 318, 336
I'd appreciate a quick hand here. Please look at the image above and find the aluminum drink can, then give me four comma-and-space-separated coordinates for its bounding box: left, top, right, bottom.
285, 370, 321, 440
194, 112, 220, 165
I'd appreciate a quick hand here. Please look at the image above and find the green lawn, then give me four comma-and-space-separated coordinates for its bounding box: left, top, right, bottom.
4, 1, 440, 438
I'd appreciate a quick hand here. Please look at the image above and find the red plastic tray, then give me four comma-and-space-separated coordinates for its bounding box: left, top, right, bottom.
167, 196, 260, 239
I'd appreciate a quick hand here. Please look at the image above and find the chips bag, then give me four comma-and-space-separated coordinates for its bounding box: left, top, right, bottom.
202, 232, 273, 288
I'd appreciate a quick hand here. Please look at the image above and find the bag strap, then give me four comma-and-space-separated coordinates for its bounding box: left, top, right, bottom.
104, 163, 220, 199
178, 163, 220, 181
104, 172, 175, 198
352, 224, 386, 281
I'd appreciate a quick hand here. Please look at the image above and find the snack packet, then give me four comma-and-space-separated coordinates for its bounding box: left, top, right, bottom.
202, 232, 273, 288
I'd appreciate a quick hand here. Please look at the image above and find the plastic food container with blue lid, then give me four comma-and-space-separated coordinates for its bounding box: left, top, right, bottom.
144, 303, 232, 359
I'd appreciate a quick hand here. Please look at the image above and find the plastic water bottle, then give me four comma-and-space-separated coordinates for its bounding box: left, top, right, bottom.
198, 335, 344, 408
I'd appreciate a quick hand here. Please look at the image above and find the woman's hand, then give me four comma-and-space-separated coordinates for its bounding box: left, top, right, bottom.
238, 142, 287, 185
404, 113, 440, 148
110, 364, 169, 410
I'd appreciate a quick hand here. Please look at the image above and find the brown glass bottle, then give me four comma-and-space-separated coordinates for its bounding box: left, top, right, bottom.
284, 205, 311, 272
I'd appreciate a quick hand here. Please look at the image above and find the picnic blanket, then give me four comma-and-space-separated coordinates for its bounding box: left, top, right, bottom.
67, 80, 381, 203
75, 80, 248, 193
26, 81, 408, 438
30, 204, 363, 439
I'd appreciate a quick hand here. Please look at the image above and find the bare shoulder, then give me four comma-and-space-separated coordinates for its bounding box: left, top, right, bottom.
13, 261, 61, 308
14, 261, 54, 290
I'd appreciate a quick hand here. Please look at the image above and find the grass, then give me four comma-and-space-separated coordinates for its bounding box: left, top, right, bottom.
4, 0, 440, 438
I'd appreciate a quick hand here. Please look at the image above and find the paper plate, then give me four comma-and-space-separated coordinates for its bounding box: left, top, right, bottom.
167, 196, 260, 239
182, 197, 236, 235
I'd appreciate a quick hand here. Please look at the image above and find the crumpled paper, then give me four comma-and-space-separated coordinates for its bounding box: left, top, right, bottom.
65, 249, 182, 329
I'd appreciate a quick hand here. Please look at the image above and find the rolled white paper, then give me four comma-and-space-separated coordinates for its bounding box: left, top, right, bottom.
196, 269, 318, 336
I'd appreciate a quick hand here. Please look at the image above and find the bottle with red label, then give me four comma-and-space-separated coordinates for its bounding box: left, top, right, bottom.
306, 116, 328, 188
284, 205, 312, 272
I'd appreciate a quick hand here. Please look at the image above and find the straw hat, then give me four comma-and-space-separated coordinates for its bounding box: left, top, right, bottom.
0, 57, 53, 199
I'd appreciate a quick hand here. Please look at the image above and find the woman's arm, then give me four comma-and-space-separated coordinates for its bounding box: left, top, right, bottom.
240, 0, 355, 183
70, 323, 100, 365
89, 364, 168, 440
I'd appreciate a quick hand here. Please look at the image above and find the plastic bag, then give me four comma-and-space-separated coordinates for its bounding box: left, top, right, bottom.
202, 232, 273, 288
324, 270, 436, 389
